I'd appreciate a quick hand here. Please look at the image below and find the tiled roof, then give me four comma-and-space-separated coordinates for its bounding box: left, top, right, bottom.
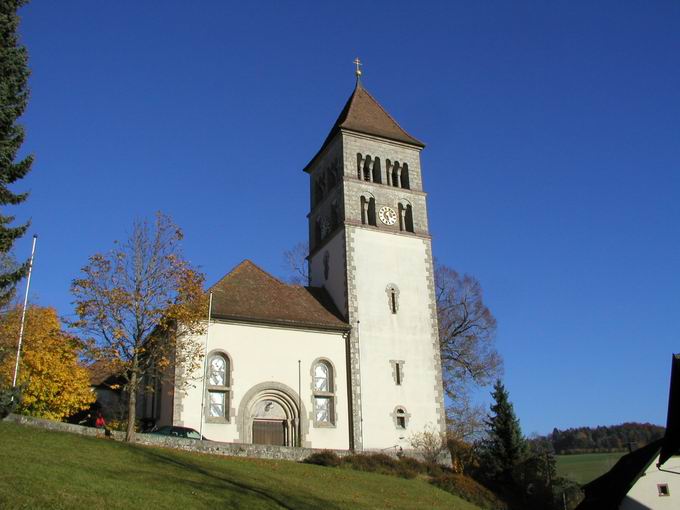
209, 260, 349, 331
305, 82, 424, 171
88, 360, 125, 388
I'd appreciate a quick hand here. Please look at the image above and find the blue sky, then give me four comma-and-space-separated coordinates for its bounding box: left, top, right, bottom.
12, 1, 680, 434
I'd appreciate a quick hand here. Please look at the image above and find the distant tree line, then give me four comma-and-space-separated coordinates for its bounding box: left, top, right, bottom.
540, 423, 665, 455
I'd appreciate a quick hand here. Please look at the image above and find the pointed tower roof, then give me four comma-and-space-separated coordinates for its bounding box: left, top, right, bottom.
305, 82, 424, 171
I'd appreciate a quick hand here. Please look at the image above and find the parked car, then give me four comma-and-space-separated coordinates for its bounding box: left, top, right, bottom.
144, 425, 210, 441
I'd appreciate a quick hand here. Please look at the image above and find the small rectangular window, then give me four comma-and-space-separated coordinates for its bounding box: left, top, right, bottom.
396, 363, 402, 385
658, 484, 670, 497
314, 396, 333, 424
397, 416, 406, 429
208, 391, 226, 418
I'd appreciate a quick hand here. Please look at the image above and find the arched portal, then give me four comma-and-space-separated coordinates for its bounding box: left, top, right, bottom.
237, 382, 308, 447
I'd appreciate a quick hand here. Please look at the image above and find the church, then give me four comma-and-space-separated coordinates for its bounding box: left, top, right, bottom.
149, 68, 447, 452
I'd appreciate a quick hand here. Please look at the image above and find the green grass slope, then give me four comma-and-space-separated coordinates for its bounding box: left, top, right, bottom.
556, 452, 626, 485
0, 422, 481, 510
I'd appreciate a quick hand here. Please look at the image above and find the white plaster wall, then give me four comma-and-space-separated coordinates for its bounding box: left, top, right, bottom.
620, 454, 680, 510
173, 321, 350, 450
309, 229, 347, 317
351, 228, 440, 449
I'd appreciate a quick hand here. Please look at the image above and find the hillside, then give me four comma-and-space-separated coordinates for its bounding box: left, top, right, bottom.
545, 422, 664, 454
556, 452, 626, 485
0, 422, 480, 510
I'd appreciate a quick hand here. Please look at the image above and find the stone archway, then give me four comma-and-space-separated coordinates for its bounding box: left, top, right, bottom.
237, 382, 308, 447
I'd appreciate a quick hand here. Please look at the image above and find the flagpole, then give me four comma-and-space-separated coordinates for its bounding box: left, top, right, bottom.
199, 292, 213, 439
12, 234, 38, 391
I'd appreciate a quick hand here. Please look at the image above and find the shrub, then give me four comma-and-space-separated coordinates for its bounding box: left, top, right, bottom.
397, 456, 429, 475
430, 473, 508, 510
0, 385, 20, 418
408, 425, 448, 465
303, 450, 341, 467
342, 453, 417, 479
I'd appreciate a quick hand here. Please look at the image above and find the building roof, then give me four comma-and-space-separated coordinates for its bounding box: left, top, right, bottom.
304, 82, 424, 172
577, 439, 664, 510
88, 360, 125, 388
208, 260, 349, 332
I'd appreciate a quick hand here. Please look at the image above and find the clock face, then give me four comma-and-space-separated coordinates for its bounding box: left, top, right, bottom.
378, 206, 397, 226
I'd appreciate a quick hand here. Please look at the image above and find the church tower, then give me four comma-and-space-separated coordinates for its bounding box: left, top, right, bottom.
304, 67, 446, 450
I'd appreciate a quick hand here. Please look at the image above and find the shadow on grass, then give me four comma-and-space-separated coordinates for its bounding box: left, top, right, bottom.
128, 445, 343, 510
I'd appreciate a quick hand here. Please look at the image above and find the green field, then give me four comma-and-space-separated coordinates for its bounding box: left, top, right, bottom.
556, 452, 625, 485
0, 421, 481, 510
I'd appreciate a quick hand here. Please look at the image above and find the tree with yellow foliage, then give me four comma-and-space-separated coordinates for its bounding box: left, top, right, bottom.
0, 305, 95, 420
71, 213, 207, 441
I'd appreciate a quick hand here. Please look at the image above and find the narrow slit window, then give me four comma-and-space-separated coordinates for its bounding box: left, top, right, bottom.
396, 363, 402, 385
391, 290, 397, 314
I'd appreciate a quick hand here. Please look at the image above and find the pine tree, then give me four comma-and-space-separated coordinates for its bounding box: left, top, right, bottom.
0, 1, 32, 306
478, 379, 527, 486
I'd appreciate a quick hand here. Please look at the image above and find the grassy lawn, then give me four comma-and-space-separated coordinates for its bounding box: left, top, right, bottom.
0, 421, 481, 510
556, 452, 625, 485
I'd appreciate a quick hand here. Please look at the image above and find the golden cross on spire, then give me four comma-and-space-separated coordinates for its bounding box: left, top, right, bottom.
354, 57, 362, 80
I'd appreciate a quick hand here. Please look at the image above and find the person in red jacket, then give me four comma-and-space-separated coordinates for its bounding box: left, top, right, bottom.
95, 412, 106, 429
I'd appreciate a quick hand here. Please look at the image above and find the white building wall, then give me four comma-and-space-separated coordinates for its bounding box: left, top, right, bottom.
171, 320, 350, 450
351, 228, 441, 450
620, 454, 680, 510
309, 229, 347, 316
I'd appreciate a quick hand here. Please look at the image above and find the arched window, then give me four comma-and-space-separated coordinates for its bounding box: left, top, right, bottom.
398, 203, 405, 231
372, 157, 382, 184
405, 204, 414, 232
394, 407, 409, 429
400, 163, 410, 189
206, 352, 231, 422
392, 162, 400, 187
368, 197, 376, 226
363, 156, 372, 181
360, 196, 367, 225
312, 360, 335, 426
356, 153, 363, 180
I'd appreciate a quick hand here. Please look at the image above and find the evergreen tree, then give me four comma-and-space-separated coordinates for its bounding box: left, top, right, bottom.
478, 379, 527, 486
0, 1, 32, 305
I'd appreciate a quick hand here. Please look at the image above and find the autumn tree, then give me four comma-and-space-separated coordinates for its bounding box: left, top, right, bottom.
0, 305, 95, 420
0, 1, 33, 306
435, 261, 502, 437
71, 213, 207, 441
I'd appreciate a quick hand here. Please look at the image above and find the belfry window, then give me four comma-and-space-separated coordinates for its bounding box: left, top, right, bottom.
361, 196, 377, 226
400, 163, 410, 189
391, 162, 400, 187
363, 156, 372, 181
405, 204, 414, 232
372, 157, 382, 184
312, 360, 335, 426
206, 352, 231, 422
368, 197, 376, 226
